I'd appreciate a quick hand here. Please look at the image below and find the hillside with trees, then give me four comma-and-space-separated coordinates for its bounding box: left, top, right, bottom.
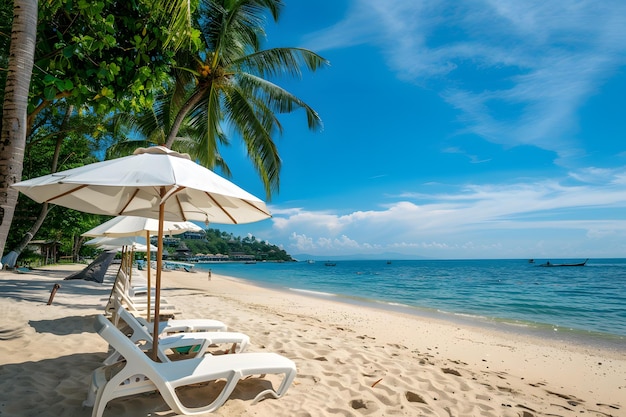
160, 228, 294, 263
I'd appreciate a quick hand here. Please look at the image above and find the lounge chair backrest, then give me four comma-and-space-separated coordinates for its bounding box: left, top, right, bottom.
115, 306, 154, 346
94, 314, 163, 382
112, 286, 147, 314
108, 295, 144, 326
115, 270, 130, 293
134, 315, 153, 329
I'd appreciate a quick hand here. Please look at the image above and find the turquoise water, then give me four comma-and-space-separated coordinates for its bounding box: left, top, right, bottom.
193, 259, 626, 349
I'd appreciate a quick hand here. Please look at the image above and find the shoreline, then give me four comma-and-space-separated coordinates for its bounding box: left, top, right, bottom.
290, 287, 626, 353
191, 259, 626, 344
1, 264, 624, 416
193, 264, 626, 353
229, 276, 626, 355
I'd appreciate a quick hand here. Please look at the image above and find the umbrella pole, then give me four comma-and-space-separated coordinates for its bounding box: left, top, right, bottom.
152, 200, 165, 361
146, 230, 151, 322
128, 248, 133, 285
120, 246, 128, 291
124, 246, 131, 288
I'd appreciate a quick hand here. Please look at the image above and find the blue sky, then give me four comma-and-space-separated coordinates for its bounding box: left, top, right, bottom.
215, 0, 626, 260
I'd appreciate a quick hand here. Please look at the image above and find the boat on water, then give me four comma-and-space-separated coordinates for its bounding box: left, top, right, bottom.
324, 262, 337, 266
538, 259, 588, 267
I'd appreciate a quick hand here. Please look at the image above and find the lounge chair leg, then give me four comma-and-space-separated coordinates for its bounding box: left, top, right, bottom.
251, 389, 280, 404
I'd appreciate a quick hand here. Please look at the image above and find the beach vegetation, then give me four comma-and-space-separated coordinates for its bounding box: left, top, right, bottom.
107, 0, 328, 199
7, 111, 107, 262
0, 0, 177, 261
160, 0, 327, 199
163, 228, 294, 262
0, 0, 326, 266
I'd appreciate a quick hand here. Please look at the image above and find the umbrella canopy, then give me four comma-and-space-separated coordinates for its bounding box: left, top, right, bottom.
11, 146, 271, 360
12, 146, 270, 224
84, 236, 157, 252
82, 216, 203, 238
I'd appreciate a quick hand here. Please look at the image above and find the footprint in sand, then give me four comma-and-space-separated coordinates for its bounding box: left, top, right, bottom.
349, 398, 380, 414
441, 368, 462, 376
405, 391, 427, 404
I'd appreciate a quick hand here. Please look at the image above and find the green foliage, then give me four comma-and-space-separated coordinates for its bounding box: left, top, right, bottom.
6, 104, 109, 251
102, 0, 327, 200
160, 0, 328, 199
2, 0, 325, 261
170, 228, 294, 262
32, 0, 180, 115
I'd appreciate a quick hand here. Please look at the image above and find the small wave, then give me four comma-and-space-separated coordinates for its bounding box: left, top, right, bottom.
446, 311, 489, 320
445, 311, 540, 330
289, 288, 337, 297
373, 300, 411, 308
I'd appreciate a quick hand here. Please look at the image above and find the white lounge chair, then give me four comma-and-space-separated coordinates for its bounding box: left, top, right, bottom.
135, 314, 228, 335
104, 269, 176, 317
103, 306, 249, 364
107, 296, 227, 334
84, 315, 297, 417
107, 284, 181, 322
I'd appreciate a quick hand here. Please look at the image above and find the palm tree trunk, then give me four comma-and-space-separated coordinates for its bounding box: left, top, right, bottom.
2, 103, 72, 268
0, 0, 38, 262
164, 87, 207, 148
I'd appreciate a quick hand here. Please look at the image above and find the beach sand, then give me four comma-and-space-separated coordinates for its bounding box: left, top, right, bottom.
0, 264, 624, 417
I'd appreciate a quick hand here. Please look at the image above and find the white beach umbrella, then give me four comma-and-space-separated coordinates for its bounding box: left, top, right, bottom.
82, 215, 203, 238
12, 146, 270, 223
82, 215, 204, 319
84, 236, 157, 252
11, 146, 271, 360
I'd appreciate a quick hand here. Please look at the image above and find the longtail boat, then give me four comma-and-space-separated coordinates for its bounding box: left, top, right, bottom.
538, 259, 588, 267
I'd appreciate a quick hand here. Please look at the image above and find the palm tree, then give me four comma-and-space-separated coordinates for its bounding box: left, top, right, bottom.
105, 89, 233, 177
0, 0, 38, 261
164, 0, 328, 199
0, 0, 197, 259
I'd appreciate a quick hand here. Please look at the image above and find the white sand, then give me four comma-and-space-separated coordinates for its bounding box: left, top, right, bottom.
0, 264, 624, 417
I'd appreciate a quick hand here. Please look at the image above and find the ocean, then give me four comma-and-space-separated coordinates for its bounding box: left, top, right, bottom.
193, 258, 626, 350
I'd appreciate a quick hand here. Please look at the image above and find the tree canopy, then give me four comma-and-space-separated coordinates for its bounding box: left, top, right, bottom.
0, 0, 327, 263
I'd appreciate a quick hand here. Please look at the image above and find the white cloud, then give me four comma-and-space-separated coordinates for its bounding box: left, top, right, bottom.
289, 232, 316, 251
268, 170, 626, 258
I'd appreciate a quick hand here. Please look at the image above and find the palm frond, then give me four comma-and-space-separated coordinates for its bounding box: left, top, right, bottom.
150, 0, 195, 50
105, 140, 155, 159
237, 47, 329, 78
199, 0, 285, 64
238, 73, 322, 131
159, 0, 322, 199
185, 84, 228, 167
224, 85, 281, 197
